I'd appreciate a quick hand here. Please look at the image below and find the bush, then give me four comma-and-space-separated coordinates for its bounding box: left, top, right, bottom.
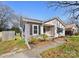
29, 37, 38, 44
40, 34, 48, 41
11, 27, 21, 34
0, 38, 2, 42
15, 33, 22, 40
58, 36, 65, 38
74, 32, 79, 35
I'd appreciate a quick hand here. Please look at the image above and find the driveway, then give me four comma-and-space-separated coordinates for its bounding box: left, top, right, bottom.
0, 39, 65, 58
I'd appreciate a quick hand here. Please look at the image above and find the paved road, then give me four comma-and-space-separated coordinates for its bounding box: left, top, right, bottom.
0, 39, 65, 58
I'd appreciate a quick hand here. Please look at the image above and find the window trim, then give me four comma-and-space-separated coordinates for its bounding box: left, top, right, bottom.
32, 24, 39, 35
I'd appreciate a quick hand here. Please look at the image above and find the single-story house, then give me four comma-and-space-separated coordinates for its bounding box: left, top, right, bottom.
65, 23, 78, 35
20, 17, 65, 40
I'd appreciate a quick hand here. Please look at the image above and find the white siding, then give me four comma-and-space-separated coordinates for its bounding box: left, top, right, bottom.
45, 19, 65, 37
25, 23, 30, 40
40, 25, 44, 34
55, 20, 65, 37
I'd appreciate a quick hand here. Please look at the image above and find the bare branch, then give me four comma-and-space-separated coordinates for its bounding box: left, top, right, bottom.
48, 1, 79, 26
0, 2, 20, 30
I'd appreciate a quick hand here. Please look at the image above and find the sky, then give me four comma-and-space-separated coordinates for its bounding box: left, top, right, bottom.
3, 1, 68, 22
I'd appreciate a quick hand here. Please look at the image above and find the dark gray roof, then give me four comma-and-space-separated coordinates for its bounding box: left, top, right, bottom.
21, 16, 65, 26
24, 17, 43, 22
21, 16, 43, 24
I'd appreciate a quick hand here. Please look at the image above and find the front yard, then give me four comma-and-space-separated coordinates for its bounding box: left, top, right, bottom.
0, 33, 65, 56
40, 35, 79, 58
0, 37, 27, 55
0, 32, 66, 57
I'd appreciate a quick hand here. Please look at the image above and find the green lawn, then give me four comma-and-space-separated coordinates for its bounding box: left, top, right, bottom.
0, 37, 27, 55
40, 35, 79, 58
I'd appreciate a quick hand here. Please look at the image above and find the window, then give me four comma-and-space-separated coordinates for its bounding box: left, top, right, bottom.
57, 27, 63, 34
34, 26, 37, 34
32, 25, 39, 35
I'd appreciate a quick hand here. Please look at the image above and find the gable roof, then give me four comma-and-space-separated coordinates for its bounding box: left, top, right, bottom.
44, 17, 65, 26
21, 16, 65, 26
20, 16, 43, 24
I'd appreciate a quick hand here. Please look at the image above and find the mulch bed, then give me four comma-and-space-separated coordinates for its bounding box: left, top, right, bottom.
30, 37, 65, 48
30, 40, 54, 48
35, 40, 54, 47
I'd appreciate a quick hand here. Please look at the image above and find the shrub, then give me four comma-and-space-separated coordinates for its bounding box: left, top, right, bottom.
74, 32, 79, 35
29, 37, 38, 44
15, 33, 22, 40
0, 38, 2, 42
58, 36, 65, 38
11, 27, 21, 34
40, 34, 48, 41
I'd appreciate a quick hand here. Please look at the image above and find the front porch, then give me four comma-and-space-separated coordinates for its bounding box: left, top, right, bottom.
43, 24, 55, 37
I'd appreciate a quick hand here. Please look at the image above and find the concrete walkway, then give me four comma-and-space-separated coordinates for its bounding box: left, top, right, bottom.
0, 39, 65, 58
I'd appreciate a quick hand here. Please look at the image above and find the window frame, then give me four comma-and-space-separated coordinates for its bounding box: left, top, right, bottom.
32, 24, 39, 35
57, 27, 63, 34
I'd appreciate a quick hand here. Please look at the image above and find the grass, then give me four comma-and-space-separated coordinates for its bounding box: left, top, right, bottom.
0, 35, 27, 55
40, 35, 79, 58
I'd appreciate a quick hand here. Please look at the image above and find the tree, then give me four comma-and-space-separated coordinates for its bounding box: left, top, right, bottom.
0, 2, 31, 49
0, 2, 20, 31
48, 1, 79, 26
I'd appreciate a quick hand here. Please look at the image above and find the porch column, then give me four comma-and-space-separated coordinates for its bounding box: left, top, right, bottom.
55, 25, 58, 37
40, 25, 44, 34
63, 28, 65, 36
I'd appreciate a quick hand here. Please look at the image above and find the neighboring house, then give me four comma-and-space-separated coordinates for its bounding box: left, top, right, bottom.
20, 17, 65, 40
65, 24, 78, 35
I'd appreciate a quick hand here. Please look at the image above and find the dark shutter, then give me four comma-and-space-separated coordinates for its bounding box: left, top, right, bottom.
44, 27, 45, 33
39, 25, 40, 35
23, 24, 25, 32
30, 24, 32, 35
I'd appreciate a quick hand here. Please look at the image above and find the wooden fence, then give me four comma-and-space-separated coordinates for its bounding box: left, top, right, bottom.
0, 31, 15, 41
